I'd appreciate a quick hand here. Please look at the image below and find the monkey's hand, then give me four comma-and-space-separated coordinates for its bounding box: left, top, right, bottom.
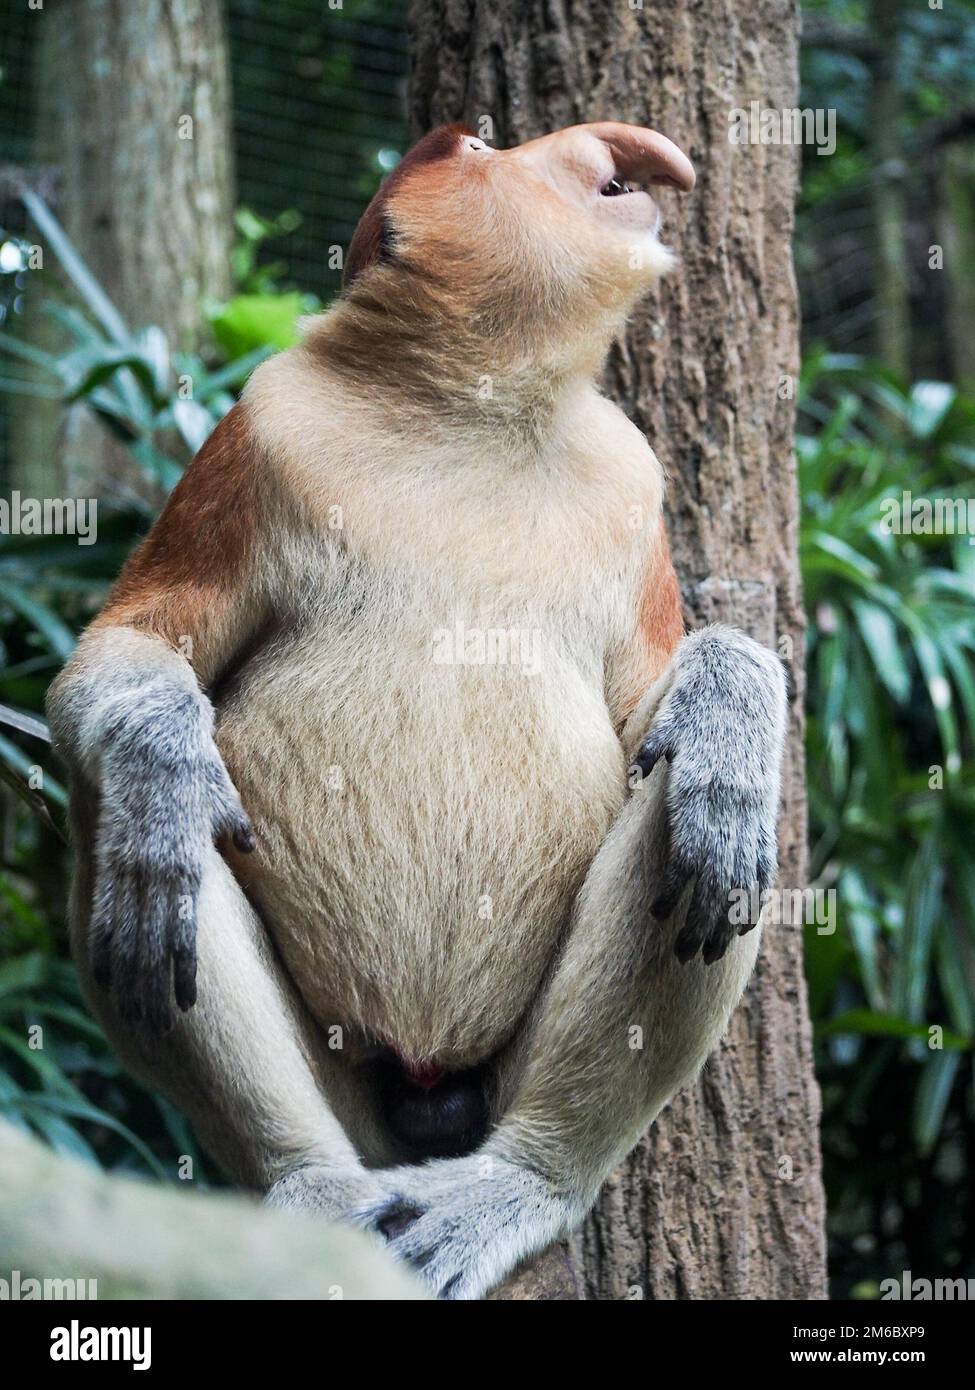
631, 625, 787, 964
88, 686, 253, 1031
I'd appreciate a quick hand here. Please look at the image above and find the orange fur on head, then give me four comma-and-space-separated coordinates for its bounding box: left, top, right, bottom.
344, 124, 477, 289
317, 122, 691, 412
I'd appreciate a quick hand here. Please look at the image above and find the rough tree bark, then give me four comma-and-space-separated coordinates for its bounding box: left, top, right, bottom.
23, 0, 235, 499
40, 0, 234, 351
409, 0, 827, 1299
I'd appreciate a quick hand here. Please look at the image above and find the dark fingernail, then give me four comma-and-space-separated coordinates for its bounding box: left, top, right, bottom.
702, 938, 727, 965
233, 825, 255, 853
378, 1202, 422, 1242
674, 932, 699, 963
173, 953, 197, 1011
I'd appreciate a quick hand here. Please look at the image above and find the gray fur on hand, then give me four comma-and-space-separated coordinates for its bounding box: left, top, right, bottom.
631, 625, 788, 964
89, 685, 253, 1031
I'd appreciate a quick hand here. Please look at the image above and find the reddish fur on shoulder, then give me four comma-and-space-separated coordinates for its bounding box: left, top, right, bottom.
640, 523, 684, 664
611, 521, 685, 727
94, 403, 264, 662
343, 123, 476, 289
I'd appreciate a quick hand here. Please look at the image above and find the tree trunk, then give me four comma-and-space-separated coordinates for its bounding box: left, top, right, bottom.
23, 0, 235, 499
409, 0, 827, 1300
866, 0, 910, 379
40, 0, 234, 351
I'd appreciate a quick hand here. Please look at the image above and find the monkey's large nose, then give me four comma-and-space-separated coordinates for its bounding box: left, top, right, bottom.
585, 122, 696, 192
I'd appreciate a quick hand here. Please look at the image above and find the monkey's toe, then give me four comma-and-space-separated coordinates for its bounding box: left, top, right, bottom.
375, 1199, 424, 1241
360, 1154, 578, 1300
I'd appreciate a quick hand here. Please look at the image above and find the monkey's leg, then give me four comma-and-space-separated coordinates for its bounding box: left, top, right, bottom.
356, 774, 760, 1297
357, 626, 785, 1298
72, 835, 387, 1215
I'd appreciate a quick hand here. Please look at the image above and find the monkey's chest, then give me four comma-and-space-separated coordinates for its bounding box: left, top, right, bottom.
215, 604, 626, 1067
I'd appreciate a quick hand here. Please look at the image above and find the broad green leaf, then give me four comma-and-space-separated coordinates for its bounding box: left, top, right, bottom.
209, 292, 303, 357
22, 190, 130, 343
850, 599, 911, 703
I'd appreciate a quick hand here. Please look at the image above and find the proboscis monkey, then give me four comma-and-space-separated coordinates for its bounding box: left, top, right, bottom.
48, 122, 787, 1300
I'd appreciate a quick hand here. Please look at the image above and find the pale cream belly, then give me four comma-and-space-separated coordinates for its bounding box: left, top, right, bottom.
215, 620, 626, 1069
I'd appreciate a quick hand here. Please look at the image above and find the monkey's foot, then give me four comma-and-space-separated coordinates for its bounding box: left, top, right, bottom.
352, 1154, 581, 1300
265, 1162, 393, 1223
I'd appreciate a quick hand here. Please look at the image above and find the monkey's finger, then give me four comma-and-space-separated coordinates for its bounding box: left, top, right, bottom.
701, 916, 735, 964
119, 872, 178, 1034
350, 1194, 424, 1243
674, 875, 717, 962
755, 823, 777, 896
214, 801, 255, 853
101, 869, 148, 1024
711, 854, 763, 954
650, 856, 694, 920
630, 727, 673, 783
735, 876, 763, 938
205, 758, 256, 852
232, 819, 256, 853
212, 787, 255, 852
172, 944, 197, 1012
172, 885, 199, 1011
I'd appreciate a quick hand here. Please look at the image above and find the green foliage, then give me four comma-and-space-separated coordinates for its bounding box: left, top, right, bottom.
209, 292, 307, 358
0, 194, 272, 491
0, 942, 209, 1181
800, 353, 975, 1291
231, 206, 305, 295
210, 205, 322, 357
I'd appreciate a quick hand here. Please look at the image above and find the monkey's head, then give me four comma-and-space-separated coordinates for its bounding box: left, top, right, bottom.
337, 121, 695, 383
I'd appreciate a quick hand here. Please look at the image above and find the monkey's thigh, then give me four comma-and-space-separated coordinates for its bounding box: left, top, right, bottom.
494, 765, 762, 1188
71, 844, 359, 1188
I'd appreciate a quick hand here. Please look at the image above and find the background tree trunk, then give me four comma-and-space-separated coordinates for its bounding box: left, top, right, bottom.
22, 0, 235, 499
866, 0, 910, 379
40, 0, 234, 352
409, 0, 827, 1299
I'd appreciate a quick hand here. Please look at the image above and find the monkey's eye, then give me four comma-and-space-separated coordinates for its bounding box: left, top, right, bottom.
600, 177, 632, 196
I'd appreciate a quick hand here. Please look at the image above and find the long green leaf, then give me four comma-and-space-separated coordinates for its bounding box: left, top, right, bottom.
22, 190, 130, 343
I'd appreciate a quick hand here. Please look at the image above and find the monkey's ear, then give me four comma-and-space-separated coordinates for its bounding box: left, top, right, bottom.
343, 123, 477, 291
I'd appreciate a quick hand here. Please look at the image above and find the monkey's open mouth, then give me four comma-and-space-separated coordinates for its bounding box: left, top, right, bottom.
601, 177, 635, 196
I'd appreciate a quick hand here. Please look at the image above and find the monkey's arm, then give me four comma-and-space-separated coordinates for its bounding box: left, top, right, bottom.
47, 404, 274, 1031
608, 528, 788, 964
627, 625, 788, 963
